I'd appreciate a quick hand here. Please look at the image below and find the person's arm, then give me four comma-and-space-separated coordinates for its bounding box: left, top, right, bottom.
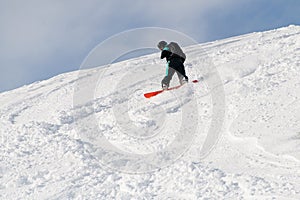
160, 49, 171, 59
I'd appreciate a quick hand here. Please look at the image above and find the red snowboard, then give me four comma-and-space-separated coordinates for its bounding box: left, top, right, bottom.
144, 80, 199, 99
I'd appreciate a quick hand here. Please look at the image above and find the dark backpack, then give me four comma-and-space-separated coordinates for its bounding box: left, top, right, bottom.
167, 42, 186, 62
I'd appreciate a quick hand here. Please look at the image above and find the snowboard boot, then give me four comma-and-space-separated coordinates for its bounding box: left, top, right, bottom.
162, 83, 169, 90
179, 77, 188, 85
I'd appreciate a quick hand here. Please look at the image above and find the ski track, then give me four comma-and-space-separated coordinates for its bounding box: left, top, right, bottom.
1, 25, 300, 199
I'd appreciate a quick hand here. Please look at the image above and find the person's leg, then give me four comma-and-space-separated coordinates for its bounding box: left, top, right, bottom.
175, 64, 188, 85
161, 67, 175, 89
176, 72, 186, 85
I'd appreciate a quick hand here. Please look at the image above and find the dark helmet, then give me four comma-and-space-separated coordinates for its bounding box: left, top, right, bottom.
157, 41, 167, 49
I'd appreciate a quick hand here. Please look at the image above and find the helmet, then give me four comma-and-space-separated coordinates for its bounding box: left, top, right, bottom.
157, 41, 167, 49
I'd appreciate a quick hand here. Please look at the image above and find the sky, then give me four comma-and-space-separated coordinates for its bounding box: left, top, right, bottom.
0, 0, 300, 92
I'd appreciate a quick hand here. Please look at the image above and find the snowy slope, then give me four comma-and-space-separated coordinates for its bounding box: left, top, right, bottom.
1, 25, 300, 199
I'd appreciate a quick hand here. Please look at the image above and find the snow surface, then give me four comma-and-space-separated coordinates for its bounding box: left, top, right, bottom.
1, 25, 300, 199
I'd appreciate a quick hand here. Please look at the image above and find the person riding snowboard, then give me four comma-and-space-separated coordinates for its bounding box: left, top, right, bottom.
157, 41, 188, 90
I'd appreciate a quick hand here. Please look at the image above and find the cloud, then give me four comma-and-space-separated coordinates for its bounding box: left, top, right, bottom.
0, 0, 299, 92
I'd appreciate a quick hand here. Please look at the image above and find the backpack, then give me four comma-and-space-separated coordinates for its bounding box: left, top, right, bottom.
167, 42, 186, 62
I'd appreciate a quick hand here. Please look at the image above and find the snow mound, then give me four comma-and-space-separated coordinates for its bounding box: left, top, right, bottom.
1, 25, 300, 199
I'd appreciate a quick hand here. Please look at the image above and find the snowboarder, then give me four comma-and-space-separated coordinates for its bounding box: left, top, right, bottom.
157, 41, 188, 90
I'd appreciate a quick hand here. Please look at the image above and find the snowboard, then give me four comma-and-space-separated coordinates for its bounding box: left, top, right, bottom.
144, 80, 199, 99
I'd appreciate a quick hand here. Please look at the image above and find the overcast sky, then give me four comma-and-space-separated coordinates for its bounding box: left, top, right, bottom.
1, 0, 300, 92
